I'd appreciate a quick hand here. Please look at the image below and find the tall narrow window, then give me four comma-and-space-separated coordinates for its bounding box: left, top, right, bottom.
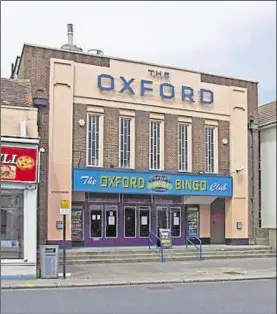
150, 121, 161, 170
87, 114, 100, 166
205, 127, 215, 173
178, 124, 189, 171
119, 117, 131, 168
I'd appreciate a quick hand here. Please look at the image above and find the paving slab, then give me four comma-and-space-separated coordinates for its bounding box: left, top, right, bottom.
1, 257, 276, 290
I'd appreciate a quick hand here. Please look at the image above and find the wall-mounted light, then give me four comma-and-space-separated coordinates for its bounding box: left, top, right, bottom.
39, 148, 45, 153
235, 166, 244, 173
78, 119, 85, 127
222, 138, 228, 145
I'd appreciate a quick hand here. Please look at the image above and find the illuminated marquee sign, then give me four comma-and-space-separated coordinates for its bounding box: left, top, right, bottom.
97, 73, 214, 105
73, 169, 233, 197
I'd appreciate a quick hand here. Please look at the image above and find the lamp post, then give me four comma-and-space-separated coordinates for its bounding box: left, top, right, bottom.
248, 117, 259, 245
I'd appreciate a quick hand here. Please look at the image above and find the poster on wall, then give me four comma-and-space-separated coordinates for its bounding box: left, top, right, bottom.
159, 228, 172, 248
71, 203, 84, 241
187, 208, 199, 238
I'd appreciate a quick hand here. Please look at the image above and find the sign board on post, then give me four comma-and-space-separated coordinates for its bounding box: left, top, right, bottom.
59, 199, 70, 280
60, 200, 70, 215
159, 228, 172, 249
61, 200, 69, 209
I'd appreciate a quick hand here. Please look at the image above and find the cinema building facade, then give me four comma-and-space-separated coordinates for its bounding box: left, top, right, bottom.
15, 42, 263, 248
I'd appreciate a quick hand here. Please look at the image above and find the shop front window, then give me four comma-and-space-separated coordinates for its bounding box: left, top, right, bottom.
1, 190, 24, 259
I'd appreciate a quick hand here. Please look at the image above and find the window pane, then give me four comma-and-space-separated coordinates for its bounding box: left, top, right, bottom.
1, 190, 24, 259
124, 207, 136, 237
178, 124, 188, 171
205, 127, 215, 173
88, 115, 100, 166
119, 118, 131, 168
150, 121, 161, 170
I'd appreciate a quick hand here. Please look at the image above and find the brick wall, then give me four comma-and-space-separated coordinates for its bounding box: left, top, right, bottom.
103, 107, 119, 168
17, 45, 110, 245
201, 74, 260, 243
218, 120, 230, 175
72, 103, 87, 167
164, 114, 178, 172
1, 78, 32, 107
192, 117, 205, 173
135, 111, 149, 170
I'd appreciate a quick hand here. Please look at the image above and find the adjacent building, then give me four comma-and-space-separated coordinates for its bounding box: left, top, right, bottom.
259, 101, 276, 250
11, 25, 264, 248
1, 78, 39, 279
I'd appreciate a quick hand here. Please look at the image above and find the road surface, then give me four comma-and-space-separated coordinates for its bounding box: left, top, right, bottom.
1, 279, 276, 314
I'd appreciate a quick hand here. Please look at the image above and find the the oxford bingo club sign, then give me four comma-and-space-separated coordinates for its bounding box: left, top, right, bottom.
73, 169, 233, 197
1, 146, 38, 183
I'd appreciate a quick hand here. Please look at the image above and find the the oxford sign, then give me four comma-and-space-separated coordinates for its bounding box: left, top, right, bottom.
96, 72, 214, 105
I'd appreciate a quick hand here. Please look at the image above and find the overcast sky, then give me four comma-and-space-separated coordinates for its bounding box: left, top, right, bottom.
1, 1, 276, 104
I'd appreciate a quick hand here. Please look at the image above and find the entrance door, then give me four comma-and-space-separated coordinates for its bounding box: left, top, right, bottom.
90, 206, 103, 238
156, 207, 169, 234
210, 200, 225, 244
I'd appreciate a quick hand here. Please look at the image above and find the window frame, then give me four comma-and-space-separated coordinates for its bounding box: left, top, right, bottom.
119, 116, 135, 169
149, 120, 164, 170
178, 123, 191, 172
205, 125, 218, 173
86, 113, 103, 167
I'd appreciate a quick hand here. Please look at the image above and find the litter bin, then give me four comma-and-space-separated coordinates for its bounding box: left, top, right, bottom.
40, 245, 59, 279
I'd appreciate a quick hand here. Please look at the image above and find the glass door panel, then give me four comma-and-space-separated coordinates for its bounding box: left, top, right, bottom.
139, 206, 150, 237
90, 205, 103, 238
105, 206, 118, 238
156, 207, 169, 234
170, 207, 181, 237
124, 206, 136, 238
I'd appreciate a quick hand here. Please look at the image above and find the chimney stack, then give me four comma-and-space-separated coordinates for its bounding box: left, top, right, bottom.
61, 23, 83, 52
67, 23, 73, 45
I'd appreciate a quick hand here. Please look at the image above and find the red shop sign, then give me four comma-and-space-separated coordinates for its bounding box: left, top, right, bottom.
1, 146, 38, 183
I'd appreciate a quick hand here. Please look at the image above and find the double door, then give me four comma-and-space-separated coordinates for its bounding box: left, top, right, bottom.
89, 205, 118, 239
156, 207, 181, 237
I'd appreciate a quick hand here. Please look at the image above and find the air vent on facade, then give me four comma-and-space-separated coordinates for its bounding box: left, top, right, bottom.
87, 49, 104, 56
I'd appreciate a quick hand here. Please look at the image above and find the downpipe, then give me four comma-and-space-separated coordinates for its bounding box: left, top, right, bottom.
249, 118, 258, 245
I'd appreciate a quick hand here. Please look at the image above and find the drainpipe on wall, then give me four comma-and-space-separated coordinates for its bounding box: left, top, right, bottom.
248, 117, 259, 245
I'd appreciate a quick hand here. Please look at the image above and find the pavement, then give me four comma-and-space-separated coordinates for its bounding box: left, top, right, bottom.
1, 257, 276, 290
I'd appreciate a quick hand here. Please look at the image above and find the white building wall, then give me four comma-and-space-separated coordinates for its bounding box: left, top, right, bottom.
260, 124, 276, 229
1, 182, 37, 279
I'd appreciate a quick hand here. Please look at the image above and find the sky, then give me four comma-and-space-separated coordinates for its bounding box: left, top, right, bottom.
1, 1, 276, 104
